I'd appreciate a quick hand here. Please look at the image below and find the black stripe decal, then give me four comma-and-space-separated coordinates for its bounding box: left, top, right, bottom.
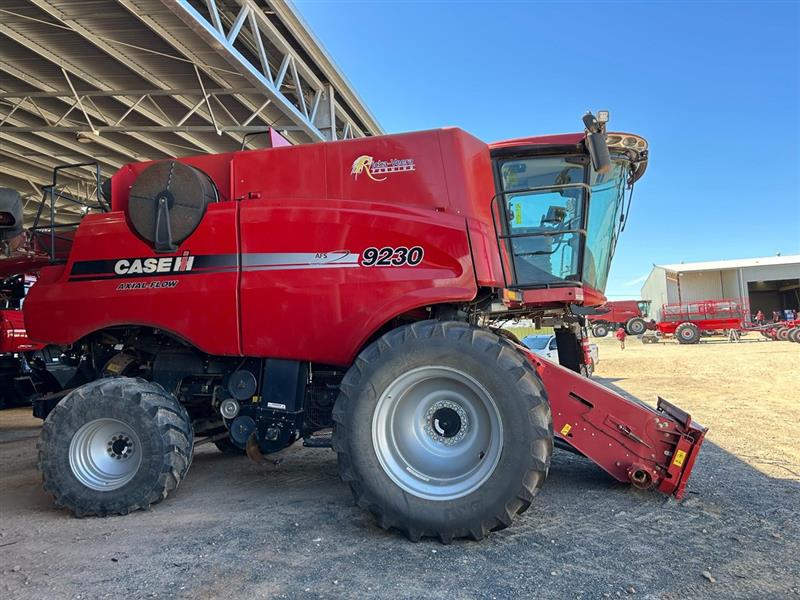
66, 252, 363, 282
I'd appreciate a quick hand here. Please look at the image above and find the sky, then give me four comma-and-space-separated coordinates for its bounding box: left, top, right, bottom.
294, 0, 800, 299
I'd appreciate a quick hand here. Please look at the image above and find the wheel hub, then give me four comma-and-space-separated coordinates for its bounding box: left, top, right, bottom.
107, 435, 134, 460
69, 418, 142, 491
424, 401, 468, 445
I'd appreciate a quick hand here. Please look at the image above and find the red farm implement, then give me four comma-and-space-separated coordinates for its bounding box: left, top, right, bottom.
0, 113, 708, 541
656, 298, 746, 344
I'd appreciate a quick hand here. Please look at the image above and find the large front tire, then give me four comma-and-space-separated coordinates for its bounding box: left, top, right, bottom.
38, 377, 193, 517
333, 321, 552, 542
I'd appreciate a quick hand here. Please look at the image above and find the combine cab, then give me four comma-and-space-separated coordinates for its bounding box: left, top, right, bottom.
15, 113, 706, 541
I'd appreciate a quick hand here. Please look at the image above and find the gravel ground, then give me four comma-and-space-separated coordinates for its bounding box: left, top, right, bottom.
1, 335, 798, 599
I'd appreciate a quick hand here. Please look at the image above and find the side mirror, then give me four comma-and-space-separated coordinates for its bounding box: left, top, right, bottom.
583, 112, 612, 174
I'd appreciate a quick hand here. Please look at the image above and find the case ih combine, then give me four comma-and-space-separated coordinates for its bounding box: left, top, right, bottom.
587, 299, 651, 337
0, 114, 707, 542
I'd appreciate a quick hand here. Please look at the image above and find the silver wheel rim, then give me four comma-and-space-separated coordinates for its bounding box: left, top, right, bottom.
681, 328, 694, 340
68, 418, 142, 491
372, 366, 503, 501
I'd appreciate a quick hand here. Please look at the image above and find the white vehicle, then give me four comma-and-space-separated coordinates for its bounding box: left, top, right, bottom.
522, 334, 599, 376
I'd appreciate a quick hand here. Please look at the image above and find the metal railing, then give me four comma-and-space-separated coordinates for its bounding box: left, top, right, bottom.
30, 162, 106, 263
490, 183, 590, 289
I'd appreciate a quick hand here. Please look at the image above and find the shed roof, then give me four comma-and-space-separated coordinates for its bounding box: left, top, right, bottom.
657, 255, 800, 273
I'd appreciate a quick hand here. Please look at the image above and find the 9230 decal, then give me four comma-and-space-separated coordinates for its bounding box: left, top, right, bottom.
360, 246, 424, 267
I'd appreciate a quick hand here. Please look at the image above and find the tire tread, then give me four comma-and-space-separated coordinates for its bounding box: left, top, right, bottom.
333, 320, 552, 542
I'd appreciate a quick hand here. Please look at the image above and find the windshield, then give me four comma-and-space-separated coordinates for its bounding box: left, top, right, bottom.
497, 155, 630, 293
522, 335, 550, 350
583, 162, 627, 291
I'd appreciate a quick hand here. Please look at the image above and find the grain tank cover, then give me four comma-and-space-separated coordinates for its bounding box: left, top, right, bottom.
128, 161, 217, 251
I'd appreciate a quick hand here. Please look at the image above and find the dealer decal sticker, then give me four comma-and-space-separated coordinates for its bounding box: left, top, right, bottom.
351, 155, 415, 182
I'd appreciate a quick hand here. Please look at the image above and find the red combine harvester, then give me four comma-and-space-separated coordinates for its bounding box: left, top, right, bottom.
0, 190, 64, 408
656, 298, 745, 344
2, 113, 707, 541
586, 299, 651, 337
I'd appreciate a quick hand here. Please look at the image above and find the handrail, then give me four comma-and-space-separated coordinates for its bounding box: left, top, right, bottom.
31, 162, 104, 263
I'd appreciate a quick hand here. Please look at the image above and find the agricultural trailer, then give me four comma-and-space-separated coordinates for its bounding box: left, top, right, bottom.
656, 299, 746, 344
2, 114, 707, 542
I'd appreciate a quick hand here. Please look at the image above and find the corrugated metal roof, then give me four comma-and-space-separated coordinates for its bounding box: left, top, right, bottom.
657, 255, 800, 273
0, 0, 383, 224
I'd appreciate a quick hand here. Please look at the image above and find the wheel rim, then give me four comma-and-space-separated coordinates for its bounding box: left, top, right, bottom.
680, 327, 695, 340
68, 418, 142, 491
372, 366, 503, 501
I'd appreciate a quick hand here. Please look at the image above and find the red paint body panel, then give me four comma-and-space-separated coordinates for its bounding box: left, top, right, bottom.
23, 128, 498, 362
237, 199, 475, 365
0, 309, 44, 353
25, 206, 241, 356
489, 132, 586, 151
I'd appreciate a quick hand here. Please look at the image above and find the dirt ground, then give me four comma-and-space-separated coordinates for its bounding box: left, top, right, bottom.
1, 334, 798, 599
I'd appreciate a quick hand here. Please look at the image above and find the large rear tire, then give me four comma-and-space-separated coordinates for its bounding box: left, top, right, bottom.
789, 328, 800, 343
626, 317, 646, 336
675, 322, 701, 344
592, 323, 609, 337
333, 320, 552, 543
38, 377, 193, 517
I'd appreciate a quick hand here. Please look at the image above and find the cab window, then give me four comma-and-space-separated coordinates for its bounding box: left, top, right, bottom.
498, 157, 587, 287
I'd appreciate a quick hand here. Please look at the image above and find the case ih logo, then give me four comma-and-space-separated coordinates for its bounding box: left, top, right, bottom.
351, 155, 415, 182
114, 251, 195, 276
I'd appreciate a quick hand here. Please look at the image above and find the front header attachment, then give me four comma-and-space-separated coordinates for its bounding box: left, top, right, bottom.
525, 350, 707, 499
